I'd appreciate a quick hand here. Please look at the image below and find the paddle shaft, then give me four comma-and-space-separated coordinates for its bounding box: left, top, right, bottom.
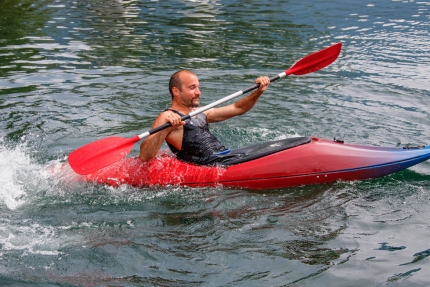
137, 72, 287, 140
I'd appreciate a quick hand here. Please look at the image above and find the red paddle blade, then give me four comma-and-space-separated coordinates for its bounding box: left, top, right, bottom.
286, 42, 342, 76
68, 135, 140, 175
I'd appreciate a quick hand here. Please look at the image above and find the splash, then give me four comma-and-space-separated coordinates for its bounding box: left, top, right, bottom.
0, 136, 72, 209
0, 139, 35, 210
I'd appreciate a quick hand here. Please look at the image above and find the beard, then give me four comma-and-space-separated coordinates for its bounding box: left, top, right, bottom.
191, 97, 200, 108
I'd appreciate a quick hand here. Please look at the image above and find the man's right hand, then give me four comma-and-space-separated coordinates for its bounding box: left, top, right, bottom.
164, 111, 186, 128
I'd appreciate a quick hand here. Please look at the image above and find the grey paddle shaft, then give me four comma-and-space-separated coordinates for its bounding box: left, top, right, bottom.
137, 72, 287, 140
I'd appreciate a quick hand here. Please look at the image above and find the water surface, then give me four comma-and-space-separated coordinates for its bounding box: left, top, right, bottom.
0, 0, 429, 286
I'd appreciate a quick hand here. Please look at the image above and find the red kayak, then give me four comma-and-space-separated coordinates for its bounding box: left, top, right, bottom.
81, 137, 430, 190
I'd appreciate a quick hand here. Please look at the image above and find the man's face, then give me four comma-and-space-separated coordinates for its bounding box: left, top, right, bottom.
177, 72, 201, 108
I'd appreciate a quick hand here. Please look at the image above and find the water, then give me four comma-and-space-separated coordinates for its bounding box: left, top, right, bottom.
1, 0, 430, 285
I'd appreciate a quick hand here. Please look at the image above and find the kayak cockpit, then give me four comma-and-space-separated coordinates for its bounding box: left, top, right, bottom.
225, 136, 312, 166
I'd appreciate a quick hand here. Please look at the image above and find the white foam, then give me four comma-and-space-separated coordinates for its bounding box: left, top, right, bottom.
0, 140, 34, 210
0, 221, 62, 256
0, 217, 89, 257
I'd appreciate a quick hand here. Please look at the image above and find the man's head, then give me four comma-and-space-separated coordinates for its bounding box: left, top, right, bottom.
169, 69, 194, 97
169, 70, 201, 108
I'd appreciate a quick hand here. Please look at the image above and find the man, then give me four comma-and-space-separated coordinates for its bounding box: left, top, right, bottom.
139, 69, 270, 165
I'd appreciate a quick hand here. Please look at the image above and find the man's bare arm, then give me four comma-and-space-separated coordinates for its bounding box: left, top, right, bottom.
205, 76, 270, 123
139, 111, 184, 162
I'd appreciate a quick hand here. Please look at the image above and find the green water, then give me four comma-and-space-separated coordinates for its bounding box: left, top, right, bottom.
0, 0, 429, 286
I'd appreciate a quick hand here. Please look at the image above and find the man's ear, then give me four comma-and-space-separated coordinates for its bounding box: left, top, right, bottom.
171, 86, 180, 98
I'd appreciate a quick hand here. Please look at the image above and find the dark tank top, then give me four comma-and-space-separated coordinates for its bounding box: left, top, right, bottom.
166, 109, 237, 165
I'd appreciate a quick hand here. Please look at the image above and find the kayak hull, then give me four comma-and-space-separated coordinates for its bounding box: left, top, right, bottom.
83, 137, 430, 190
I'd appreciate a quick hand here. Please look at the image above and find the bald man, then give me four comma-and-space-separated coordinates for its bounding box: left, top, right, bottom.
139, 69, 270, 165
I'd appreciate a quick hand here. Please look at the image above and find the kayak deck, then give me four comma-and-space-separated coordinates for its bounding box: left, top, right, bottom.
222, 136, 311, 165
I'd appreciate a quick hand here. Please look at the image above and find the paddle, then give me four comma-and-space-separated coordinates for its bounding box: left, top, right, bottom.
68, 42, 342, 175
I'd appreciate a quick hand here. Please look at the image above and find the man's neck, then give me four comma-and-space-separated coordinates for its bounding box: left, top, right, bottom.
169, 103, 195, 115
